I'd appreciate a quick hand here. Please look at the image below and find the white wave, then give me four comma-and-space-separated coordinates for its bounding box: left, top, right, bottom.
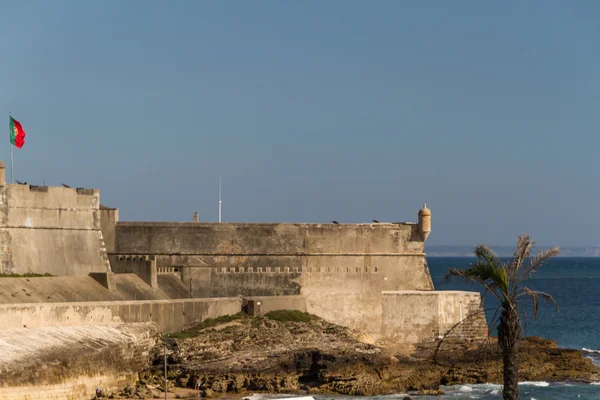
242, 395, 316, 400
482, 383, 503, 389
242, 395, 264, 400
590, 381, 600, 385
458, 385, 474, 392
519, 381, 550, 387
582, 348, 600, 353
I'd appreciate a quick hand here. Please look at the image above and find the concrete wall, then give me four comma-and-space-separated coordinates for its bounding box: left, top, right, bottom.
0, 297, 242, 333
0, 184, 110, 275
381, 291, 487, 343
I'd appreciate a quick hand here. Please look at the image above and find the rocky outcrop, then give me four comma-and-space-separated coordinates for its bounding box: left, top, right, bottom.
132, 313, 600, 397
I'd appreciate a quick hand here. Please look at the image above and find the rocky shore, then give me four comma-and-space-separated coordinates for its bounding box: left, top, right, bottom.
111, 311, 600, 398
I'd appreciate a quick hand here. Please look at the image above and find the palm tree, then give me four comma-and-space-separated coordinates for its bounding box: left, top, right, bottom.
446, 234, 559, 400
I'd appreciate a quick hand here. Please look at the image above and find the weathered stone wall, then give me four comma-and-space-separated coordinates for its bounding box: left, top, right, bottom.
0, 324, 159, 400
0, 297, 242, 333
0, 184, 110, 275
109, 222, 434, 338
381, 291, 488, 343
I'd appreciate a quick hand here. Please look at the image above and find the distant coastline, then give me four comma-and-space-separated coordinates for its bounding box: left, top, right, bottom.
427, 245, 600, 257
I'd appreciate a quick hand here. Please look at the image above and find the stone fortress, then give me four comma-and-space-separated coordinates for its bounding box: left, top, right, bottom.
0, 160, 487, 398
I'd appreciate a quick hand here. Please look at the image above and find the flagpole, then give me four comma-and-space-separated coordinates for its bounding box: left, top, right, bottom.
218, 176, 222, 223
9, 112, 13, 184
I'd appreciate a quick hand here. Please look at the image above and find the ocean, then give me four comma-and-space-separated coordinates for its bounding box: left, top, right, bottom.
257, 257, 600, 400
423, 256, 600, 399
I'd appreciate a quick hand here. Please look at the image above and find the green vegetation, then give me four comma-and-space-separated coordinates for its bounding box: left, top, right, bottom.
264, 310, 314, 322
166, 312, 249, 339
0, 272, 55, 278
166, 310, 317, 339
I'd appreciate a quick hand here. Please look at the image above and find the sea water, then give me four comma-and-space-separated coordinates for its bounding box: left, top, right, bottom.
253, 258, 600, 399
424, 256, 600, 399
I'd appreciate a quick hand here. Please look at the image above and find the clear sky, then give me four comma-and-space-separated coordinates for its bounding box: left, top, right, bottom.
1, 1, 599, 246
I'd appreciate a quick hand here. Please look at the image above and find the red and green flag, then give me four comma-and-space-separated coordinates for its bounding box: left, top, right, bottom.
9, 116, 26, 149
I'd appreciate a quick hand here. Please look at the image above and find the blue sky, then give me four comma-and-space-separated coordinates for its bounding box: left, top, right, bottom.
1, 1, 599, 246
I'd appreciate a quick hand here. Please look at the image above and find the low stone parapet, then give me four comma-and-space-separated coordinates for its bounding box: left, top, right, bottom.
0, 297, 242, 334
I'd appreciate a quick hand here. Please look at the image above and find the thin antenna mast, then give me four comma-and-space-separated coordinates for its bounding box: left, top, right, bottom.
218, 176, 222, 223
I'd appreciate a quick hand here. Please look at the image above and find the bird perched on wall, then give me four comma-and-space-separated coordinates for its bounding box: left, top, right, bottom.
61, 183, 71, 188
332, 220, 339, 224
16, 180, 27, 185
372, 220, 380, 223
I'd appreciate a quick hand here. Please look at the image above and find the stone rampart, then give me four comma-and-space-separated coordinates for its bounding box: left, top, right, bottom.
113, 221, 426, 255
109, 221, 435, 339
0, 184, 110, 275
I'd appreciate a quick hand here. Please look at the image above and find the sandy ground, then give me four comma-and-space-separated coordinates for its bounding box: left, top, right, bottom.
146, 386, 248, 399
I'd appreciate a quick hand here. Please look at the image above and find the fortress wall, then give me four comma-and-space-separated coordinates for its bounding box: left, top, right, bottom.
300, 255, 432, 335
109, 222, 433, 338
380, 291, 487, 343
0, 297, 242, 333
0, 185, 109, 275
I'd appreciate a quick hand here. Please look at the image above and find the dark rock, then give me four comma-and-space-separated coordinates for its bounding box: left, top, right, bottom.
118, 316, 600, 397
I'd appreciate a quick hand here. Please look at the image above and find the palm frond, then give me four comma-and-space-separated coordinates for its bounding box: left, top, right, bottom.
446, 267, 505, 303
510, 234, 531, 267
518, 287, 559, 319
519, 246, 560, 283
508, 234, 533, 290
474, 244, 501, 267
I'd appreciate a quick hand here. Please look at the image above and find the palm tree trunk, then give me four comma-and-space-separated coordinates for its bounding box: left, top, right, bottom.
499, 304, 521, 400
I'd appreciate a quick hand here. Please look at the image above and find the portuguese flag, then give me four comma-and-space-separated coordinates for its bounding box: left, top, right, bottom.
9, 116, 26, 148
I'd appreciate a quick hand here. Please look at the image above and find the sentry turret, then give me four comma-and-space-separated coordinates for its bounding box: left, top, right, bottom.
418, 203, 431, 241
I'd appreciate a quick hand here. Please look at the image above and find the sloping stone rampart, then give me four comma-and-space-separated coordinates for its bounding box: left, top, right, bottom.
0, 324, 159, 399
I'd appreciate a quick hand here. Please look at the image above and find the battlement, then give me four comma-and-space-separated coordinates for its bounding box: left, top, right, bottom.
4, 184, 99, 213
110, 255, 157, 288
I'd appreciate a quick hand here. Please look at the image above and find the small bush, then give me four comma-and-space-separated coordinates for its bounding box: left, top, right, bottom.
264, 310, 314, 322
0, 272, 55, 278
